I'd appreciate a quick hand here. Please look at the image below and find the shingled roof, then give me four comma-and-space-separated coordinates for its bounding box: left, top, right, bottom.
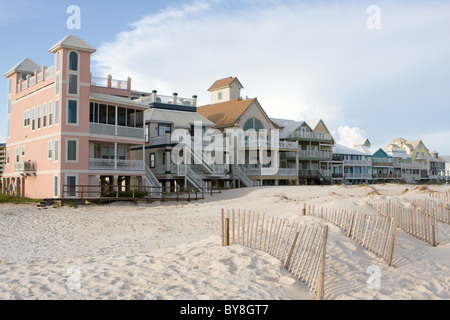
49, 35, 96, 53
207, 77, 243, 92
197, 98, 256, 128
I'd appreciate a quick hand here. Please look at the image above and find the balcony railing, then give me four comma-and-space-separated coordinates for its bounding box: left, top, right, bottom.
90, 123, 144, 140
14, 161, 37, 174
299, 150, 332, 159
344, 173, 372, 179
372, 162, 393, 167
289, 131, 332, 141
373, 174, 402, 179
91, 76, 131, 90
89, 159, 144, 172
141, 93, 196, 107
243, 167, 297, 177
343, 159, 372, 166
16, 66, 55, 93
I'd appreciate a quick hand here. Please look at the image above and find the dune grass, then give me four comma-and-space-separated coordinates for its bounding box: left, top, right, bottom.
0, 194, 42, 204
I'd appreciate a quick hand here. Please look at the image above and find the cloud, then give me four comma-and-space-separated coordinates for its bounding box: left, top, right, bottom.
337, 125, 367, 148
91, 0, 450, 152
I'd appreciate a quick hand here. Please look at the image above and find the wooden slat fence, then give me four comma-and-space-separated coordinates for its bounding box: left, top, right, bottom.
367, 200, 437, 246
409, 197, 450, 225
303, 204, 397, 266
221, 209, 329, 300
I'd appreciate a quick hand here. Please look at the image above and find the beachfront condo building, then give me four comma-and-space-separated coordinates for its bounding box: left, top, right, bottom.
1, 35, 162, 199
197, 77, 299, 187
271, 118, 334, 185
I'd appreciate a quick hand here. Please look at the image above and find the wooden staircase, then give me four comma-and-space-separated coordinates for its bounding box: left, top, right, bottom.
37, 198, 55, 208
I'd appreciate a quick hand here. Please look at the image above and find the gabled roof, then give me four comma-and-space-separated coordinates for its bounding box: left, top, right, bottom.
354, 138, 371, 148
197, 98, 256, 129
384, 146, 412, 159
145, 108, 215, 129
4, 58, 41, 78
49, 35, 96, 53
207, 77, 243, 92
333, 144, 366, 156
271, 118, 311, 139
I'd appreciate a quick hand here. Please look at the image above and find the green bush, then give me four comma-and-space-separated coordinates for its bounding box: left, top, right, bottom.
0, 194, 41, 203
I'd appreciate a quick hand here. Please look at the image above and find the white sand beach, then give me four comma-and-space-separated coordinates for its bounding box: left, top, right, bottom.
0, 184, 449, 300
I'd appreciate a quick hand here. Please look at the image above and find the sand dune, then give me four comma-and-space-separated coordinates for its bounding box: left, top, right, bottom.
0, 184, 449, 300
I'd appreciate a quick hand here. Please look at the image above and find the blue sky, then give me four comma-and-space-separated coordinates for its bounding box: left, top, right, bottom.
1, 0, 450, 155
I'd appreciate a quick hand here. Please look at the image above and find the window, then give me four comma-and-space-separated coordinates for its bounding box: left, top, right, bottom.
69, 52, 78, 71
16, 148, 19, 162
48, 141, 53, 159
55, 101, 60, 125
118, 107, 126, 126
49, 101, 53, 126
37, 106, 42, 129
53, 176, 58, 197
32, 109, 36, 130
55, 74, 60, 95
150, 153, 156, 168
158, 124, 171, 136
21, 147, 25, 157
54, 140, 59, 162
24, 111, 30, 127
145, 124, 150, 143
7, 98, 11, 115
7, 118, 11, 138
8, 79, 12, 95
66, 176, 76, 197
56, 52, 60, 72
6, 149, 9, 164
43, 104, 47, 127
218, 92, 222, 100
67, 140, 78, 162
67, 100, 78, 124
118, 146, 126, 160
68, 74, 78, 95
243, 118, 264, 131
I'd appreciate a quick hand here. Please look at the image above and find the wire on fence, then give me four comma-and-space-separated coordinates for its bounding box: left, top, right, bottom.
221, 208, 328, 300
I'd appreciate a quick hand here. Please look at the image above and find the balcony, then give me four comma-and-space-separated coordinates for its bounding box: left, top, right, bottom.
243, 167, 297, 177
344, 173, 372, 179
14, 161, 37, 176
16, 66, 55, 94
299, 150, 332, 160
89, 159, 144, 172
141, 91, 197, 111
91, 76, 130, 91
343, 159, 372, 166
288, 131, 332, 142
372, 161, 393, 167
89, 123, 144, 140
373, 174, 402, 179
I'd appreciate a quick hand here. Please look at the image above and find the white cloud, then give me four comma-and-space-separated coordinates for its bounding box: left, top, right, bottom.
337, 125, 367, 148
91, 0, 450, 151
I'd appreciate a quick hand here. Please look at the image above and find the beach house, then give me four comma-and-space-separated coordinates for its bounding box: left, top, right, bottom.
1, 35, 157, 199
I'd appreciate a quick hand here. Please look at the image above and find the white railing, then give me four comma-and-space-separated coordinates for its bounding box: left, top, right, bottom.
289, 131, 332, 141
36, 71, 43, 83
91, 77, 108, 87
142, 94, 195, 107
44, 66, 55, 79
29, 76, 36, 86
234, 167, 254, 187
279, 140, 298, 150
89, 158, 144, 171
344, 173, 372, 179
243, 167, 297, 177
401, 162, 427, 170
14, 161, 37, 173
144, 163, 161, 187
90, 123, 144, 140
299, 150, 332, 159
111, 79, 128, 90
186, 166, 205, 190
343, 159, 372, 166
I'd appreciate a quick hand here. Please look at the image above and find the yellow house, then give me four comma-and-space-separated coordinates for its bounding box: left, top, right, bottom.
388, 138, 430, 179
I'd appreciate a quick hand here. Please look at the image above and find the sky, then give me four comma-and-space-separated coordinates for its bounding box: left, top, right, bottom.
1, 0, 450, 154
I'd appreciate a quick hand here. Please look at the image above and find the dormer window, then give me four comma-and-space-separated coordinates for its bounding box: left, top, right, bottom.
69, 51, 78, 71
218, 92, 223, 100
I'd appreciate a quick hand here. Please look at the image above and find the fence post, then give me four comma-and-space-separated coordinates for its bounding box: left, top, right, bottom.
302, 203, 306, 216
221, 208, 224, 246
431, 216, 437, 247
284, 231, 299, 269
316, 225, 328, 300
388, 221, 397, 266
224, 218, 230, 246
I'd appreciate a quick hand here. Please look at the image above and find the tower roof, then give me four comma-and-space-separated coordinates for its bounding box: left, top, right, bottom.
4, 58, 41, 78
207, 77, 243, 92
49, 35, 96, 53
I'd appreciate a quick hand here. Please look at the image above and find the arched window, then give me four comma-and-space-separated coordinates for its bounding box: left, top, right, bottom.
69, 51, 78, 71
56, 52, 60, 71
243, 118, 264, 131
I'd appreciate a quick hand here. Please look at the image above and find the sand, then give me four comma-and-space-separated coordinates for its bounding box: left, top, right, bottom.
0, 184, 449, 300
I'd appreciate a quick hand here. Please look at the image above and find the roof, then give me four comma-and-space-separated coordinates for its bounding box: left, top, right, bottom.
354, 145, 374, 156
49, 35, 96, 53
441, 156, 450, 163
354, 138, 371, 148
207, 77, 243, 92
4, 58, 41, 78
270, 118, 309, 139
145, 109, 215, 129
384, 147, 412, 159
332, 144, 366, 156
197, 98, 256, 128
305, 119, 321, 130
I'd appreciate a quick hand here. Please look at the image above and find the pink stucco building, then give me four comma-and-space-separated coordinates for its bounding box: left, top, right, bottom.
2, 35, 154, 199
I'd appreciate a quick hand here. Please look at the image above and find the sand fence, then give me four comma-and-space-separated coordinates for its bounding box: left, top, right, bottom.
220, 209, 328, 300
367, 200, 438, 246
302, 204, 397, 266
